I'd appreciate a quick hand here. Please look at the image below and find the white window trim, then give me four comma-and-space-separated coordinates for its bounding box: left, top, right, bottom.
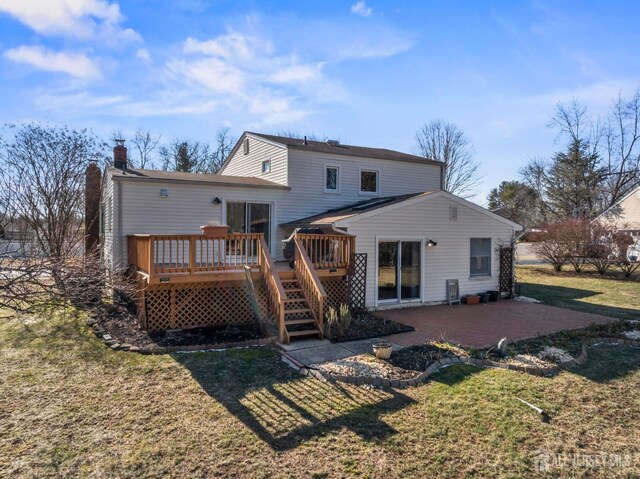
324, 164, 341, 193
261, 159, 271, 175
359, 168, 380, 196
469, 237, 492, 278
374, 235, 425, 307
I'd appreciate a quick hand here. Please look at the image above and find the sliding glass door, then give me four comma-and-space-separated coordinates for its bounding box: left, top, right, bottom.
226, 202, 271, 246
378, 240, 421, 303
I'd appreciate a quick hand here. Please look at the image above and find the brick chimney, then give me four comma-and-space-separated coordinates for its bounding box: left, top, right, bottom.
84, 162, 102, 256
113, 139, 127, 169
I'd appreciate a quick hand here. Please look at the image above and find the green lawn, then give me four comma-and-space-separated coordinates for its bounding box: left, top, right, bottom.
2, 308, 640, 478
518, 265, 640, 320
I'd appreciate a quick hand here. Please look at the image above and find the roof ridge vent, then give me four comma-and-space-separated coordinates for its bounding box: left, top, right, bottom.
326, 139, 340, 146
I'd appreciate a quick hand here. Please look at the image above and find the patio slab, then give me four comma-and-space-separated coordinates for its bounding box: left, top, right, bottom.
376, 301, 617, 348
340, 337, 405, 355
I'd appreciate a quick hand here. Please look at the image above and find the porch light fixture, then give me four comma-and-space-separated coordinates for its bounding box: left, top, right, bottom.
213, 197, 222, 204
427, 239, 437, 247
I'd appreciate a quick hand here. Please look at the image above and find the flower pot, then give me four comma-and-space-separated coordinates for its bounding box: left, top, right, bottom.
462, 295, 480, 305
487, 290, 500, 302
373, 342, 393, 360
201, 225, 228, 238
478, 293, 491, 304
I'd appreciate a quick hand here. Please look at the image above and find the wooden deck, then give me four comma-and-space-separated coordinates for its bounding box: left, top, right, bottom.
127, 232, 355, 343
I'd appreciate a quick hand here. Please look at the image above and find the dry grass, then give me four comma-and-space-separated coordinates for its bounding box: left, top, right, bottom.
518, 265, 640, 320
1, 310, 640, 478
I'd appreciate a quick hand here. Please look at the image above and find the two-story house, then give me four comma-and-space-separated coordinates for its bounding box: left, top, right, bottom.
98, 132, 522, 343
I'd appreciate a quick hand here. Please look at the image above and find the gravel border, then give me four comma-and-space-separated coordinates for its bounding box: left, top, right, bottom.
87, 317, 277, 354
280, 337, 640, 388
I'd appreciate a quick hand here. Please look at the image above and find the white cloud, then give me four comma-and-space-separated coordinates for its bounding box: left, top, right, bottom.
4, 45, 101, 78
136, 48, 151, 63
351, 1, 373, 17
0, 0, 141, 44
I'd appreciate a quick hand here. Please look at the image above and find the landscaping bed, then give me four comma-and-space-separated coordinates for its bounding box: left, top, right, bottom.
388, 341, 468, 373
327, 311, 414, 343
93, 304, 276, 351
313, 354, 418, 380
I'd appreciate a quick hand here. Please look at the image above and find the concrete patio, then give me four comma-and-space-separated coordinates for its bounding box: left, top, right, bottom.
280, 337, 405, 365
378, 300, 618, 348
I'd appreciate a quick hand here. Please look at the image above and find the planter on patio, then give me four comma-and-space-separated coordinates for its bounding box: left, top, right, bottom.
487, 290, 500, 302
462, 295, 480, 305
478, 292, 491, 304
200, 224, 228, 238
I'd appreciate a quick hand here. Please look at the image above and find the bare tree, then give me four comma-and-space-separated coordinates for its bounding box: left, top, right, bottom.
209, 127, 234, 173
414, 120, 482, 199
131, 129, 161, 169
0, 123, 136, 320
0, 123, 106, 260
159, 139, 212, 173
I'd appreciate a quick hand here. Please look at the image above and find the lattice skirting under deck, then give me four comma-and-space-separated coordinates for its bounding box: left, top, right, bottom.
141, 281, 270, 332
321, 277, 349, 314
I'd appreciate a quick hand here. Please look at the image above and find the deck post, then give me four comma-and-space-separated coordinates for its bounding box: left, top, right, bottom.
189, 236, 196, 274
148, 237, 154, 282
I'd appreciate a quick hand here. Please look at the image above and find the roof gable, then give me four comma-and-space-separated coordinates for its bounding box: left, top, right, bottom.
334, 190, 523, 230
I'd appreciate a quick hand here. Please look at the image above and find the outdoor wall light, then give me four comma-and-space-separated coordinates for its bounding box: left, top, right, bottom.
213, 197, 222, 204
427, 239, 437, 247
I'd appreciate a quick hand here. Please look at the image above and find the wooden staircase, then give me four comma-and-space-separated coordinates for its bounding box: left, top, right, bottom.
281, 277, 323, 340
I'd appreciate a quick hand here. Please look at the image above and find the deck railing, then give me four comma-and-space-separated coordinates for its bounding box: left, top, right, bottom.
296, 233, 356, 270
127, 233, 264, 279
293, 236, 326, 335
258, 237, 287, 343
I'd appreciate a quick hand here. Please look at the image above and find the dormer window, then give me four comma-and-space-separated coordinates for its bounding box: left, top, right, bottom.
261, 159, 271, 174
324, 165, 340, 193
359, 169, 379, 195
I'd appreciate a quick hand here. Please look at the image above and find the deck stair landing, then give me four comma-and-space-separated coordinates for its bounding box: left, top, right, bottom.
281, 277, 322, 339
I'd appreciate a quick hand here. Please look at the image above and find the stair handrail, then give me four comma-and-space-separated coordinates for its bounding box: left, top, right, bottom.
258, 238, 288, 343
293, 236, 327, 335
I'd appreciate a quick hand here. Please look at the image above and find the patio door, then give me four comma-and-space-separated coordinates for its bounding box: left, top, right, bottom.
226, 202, 271, 247
377, 240, 421, 303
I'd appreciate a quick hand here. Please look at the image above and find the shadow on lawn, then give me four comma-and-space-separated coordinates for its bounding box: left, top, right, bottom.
174, 348, 416, 451
574, 346, 640, 383
519, 283, 640, 321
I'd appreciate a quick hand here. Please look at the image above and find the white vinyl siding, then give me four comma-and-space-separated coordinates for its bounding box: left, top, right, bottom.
110, 180, 287, 266
100, 169, 115, 268
220, 136, 288, 185
341, 195, 515, 307
610, 187, 640, 229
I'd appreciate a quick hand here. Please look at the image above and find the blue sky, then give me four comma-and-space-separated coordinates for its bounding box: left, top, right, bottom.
1, 0, 639, 203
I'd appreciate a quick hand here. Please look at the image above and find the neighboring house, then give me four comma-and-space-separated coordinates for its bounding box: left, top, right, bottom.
98, 133, 522, 342
596, 184, 640, 259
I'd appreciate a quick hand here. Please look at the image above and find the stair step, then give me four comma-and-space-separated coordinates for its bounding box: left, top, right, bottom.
288, 329, 322, 338
284, 308, 311, 315
284, 318, 316, 326
285, 288, 303, 293
281, 279, 298, 284
283, 298, 306, 303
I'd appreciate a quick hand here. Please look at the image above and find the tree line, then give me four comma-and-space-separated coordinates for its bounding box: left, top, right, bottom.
488, 91, 640, 227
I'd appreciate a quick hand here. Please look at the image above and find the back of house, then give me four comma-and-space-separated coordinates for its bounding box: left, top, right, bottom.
96, 131, 522, 342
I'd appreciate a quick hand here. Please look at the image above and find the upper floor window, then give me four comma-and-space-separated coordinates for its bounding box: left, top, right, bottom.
243, 138, 249, 155
470, 238, 491, 277
325, 165, 340, 193
360, 169, 379, 194
262, 159, 271, 174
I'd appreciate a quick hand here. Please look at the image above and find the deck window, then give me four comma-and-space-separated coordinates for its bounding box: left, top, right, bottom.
325, 165, 340, 192
261, 159, 271, 174
470, 238, 491, 277
360, 169, 379, 194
